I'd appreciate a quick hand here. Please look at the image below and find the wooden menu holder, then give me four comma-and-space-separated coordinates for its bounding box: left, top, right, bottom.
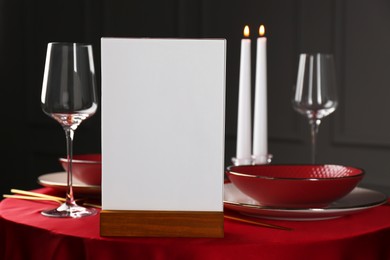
100, 38, 226, 238
100, 210, 224, 237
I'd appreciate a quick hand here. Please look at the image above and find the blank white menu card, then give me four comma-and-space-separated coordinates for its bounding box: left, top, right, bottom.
101, 38, 226, 212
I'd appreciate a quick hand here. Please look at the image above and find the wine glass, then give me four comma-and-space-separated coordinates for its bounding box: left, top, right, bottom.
292, 53, 338, 164
41, 42, 98, 218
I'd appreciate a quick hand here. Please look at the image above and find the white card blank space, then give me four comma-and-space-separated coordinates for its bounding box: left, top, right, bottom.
102, 38, 226, 211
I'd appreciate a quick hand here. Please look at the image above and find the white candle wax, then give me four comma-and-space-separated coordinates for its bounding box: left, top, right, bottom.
253, 35, 268, 164
236, 37, 252, 165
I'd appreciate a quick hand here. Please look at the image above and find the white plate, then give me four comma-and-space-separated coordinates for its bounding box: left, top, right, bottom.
38, 172, 101, 195
224, 182, 387, 221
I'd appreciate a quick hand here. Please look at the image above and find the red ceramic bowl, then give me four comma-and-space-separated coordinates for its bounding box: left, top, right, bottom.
59, 154, 102, 186
226, 164, 364, 208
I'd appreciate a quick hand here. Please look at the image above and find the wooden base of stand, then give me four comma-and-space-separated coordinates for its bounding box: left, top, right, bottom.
100, 210, 224, 238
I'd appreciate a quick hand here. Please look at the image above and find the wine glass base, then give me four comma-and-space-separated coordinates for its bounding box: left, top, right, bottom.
41, 203, 97, 218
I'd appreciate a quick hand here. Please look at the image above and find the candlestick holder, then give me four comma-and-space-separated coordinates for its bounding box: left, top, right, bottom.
252, 154, 273, 165
231, 154, 272, 166
231, 157, 253, 166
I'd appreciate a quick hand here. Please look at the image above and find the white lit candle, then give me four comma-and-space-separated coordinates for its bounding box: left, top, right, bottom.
236, 25, 252, 165
253, 25, 268, 164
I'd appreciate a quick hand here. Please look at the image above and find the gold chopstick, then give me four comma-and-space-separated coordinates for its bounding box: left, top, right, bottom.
5, 189, 101, 209
83, 202, 101, 209
10, 189, 66, 202
3, 194, 63, 204
224, 214, 292, 231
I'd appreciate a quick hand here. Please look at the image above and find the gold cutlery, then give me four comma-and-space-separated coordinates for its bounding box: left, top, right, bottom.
3, 194, 64, 204
4, 189, 291, 231
9, 189, 66, 202
3, 189, 101, 208
224, 213, 292, 231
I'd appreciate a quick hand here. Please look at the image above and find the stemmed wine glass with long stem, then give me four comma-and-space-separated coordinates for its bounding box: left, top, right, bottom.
41, 42, 98, 218
292, 53, 338, 164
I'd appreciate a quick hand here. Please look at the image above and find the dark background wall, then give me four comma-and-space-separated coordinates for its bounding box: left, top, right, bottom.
1, 0, 390, 195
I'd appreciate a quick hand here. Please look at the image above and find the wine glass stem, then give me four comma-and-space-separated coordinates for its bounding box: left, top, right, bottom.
309, 119, 321, 164
64, 127, 76, 206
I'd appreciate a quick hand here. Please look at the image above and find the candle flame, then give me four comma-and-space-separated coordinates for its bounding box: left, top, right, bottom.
243, 25, 250, 37
259, 25, 265, 37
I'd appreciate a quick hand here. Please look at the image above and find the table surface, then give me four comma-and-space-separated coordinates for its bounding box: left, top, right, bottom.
1, 187, 390, 260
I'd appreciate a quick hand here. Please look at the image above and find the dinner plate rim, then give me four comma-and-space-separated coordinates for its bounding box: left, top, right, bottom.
223, 182, 387, 220
38, 172, 101, 194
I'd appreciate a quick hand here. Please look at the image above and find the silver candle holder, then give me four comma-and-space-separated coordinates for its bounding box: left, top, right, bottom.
231, 154, 273, 166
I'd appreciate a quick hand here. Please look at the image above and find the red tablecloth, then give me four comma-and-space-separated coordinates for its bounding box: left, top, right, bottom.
1, 188, 390, 260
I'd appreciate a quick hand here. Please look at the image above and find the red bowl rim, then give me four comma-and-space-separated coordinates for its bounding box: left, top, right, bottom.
59, 154, 101, 165
226, 164, 365, 181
